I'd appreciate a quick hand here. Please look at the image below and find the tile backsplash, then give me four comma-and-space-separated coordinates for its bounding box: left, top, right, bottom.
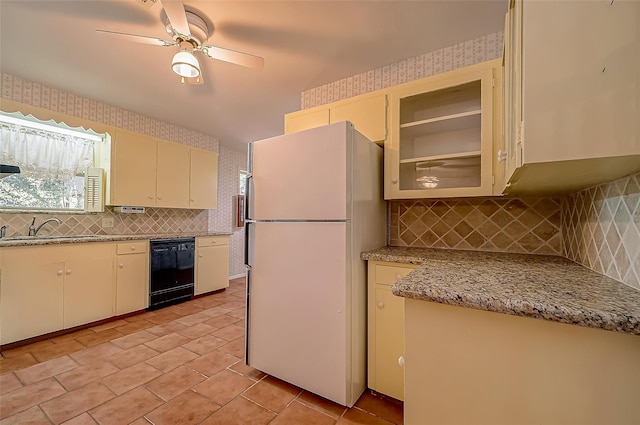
0, 208, 208, 238
563, 173, 640, 289
390, 197, 562, 256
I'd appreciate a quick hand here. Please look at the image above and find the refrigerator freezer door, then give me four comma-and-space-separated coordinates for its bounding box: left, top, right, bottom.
250, 122, 349, 220
246, 221, 354, 406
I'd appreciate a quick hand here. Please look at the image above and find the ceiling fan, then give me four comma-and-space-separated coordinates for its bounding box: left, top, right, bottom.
96, 0, 264, 84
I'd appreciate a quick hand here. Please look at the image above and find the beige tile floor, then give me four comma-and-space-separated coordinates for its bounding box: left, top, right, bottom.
0, 278, 403, 425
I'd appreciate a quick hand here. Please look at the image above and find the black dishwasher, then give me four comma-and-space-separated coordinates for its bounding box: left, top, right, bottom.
149, 238, 195, 310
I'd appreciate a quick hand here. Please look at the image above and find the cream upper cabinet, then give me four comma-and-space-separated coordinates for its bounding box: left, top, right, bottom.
385, 60, 499, 199
500, 0, 640, 195
284, 108, 330, 134
110, 130, 157, 207
195, 236, 230, 295
109, 130, 218, 209
115, 241, 149, 315
284, 92, 388, 143
330, 94, 387, 143
367, 261, 417, 401
157, 142, 190, 208
0, 243, 116, 345
190, 149, 219, 210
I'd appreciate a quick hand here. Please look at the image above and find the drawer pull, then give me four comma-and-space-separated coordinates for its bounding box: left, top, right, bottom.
398, 356, 405, 367
119, 263, 124, 268
57, 270, 64, 276
377, 301, 384, 308
66, 270, 72, 275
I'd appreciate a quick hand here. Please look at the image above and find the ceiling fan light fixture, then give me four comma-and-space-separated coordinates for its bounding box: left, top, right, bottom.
172, 41, 200, 78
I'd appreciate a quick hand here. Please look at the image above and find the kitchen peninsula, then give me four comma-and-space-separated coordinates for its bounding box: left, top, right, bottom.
362, 246, 640, 425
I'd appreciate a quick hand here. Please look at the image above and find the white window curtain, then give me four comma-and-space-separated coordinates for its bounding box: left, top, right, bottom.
0, 122, 95, 181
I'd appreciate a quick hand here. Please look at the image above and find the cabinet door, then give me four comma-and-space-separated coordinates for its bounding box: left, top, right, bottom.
386, 61, 497, 199
330, 94, 387, 143
374, 286, 405, 401
116, 252, 149, 315
111, 130, 157, 206
0, 259, 64, 345
63, 256, 114, 329
190, 149, 219, 209
195, 243, 229, 295
284, 108, 330, 134
157, 141, 190, 208
367, 261, 416, 401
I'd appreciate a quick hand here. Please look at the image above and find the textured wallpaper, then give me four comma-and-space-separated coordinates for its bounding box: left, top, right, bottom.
209, 145, 248, 278
301, 31, 503, 108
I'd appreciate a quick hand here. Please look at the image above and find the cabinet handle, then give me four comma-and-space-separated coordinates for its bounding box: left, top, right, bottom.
497, 149, 507, 162
148, 196, 154, 199
377, 301, 384, 308
66, 270, 72, 275
130, 246, 136, 251
190, 199, 195, 202
391, 178, 398, 184
198, 255, 203, 258
157, 197, 162, 200
57, 270, 64, 276
398, 356, 405, 367
119, 263, 124, 268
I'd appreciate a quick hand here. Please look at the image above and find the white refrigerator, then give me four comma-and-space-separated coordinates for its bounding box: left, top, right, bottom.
244, 121, 386, 407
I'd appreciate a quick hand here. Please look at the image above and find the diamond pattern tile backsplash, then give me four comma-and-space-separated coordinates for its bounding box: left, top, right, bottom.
0, 208, 208, 238
390, 197, 562, 256
563, 173, 640, 290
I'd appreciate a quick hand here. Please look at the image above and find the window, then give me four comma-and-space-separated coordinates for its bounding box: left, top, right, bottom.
0, 112, 104, 211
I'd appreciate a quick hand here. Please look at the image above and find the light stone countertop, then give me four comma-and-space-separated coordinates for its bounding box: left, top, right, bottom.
0, 232, 232, 247
362, 246, 640, 336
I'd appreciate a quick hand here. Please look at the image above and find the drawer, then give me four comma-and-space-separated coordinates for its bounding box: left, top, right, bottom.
116, 241, 148, 255
375, 263, 417, 286
197, 236, 229, 247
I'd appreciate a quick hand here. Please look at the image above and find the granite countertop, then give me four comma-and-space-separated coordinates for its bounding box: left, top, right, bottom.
0, 232, 232, 247
362, 246, 640, 336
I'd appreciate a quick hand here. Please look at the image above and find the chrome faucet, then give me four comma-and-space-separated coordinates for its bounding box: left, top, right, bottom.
28, 216, 62, 236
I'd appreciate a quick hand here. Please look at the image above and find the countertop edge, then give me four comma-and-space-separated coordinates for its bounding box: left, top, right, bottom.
0, 232, 232, 247
362, 247, 640, 337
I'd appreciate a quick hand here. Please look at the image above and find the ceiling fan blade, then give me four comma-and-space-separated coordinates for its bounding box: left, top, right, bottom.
200, 45, 264, 70
160, 0, 191, 38
96, 29, 175, 47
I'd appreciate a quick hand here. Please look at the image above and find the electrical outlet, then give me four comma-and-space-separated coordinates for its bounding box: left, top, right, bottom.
102, 218, 114, 228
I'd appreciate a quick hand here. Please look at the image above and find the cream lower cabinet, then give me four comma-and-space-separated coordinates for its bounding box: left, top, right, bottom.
0, 243, 116, 345
115, 241, 149, 315
404, 299, 640, 425
195, 236, 229, 295
367, 261, 417, 401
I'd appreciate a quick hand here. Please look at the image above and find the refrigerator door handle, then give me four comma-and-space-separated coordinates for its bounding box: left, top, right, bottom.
244, 265, 251, 364
244, 220, 252, 269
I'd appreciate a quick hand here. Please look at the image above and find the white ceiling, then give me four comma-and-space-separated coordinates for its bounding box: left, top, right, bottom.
0, 0, 507, 152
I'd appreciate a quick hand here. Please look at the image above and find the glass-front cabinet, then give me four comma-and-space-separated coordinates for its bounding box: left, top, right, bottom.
385, 61, 497, 199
